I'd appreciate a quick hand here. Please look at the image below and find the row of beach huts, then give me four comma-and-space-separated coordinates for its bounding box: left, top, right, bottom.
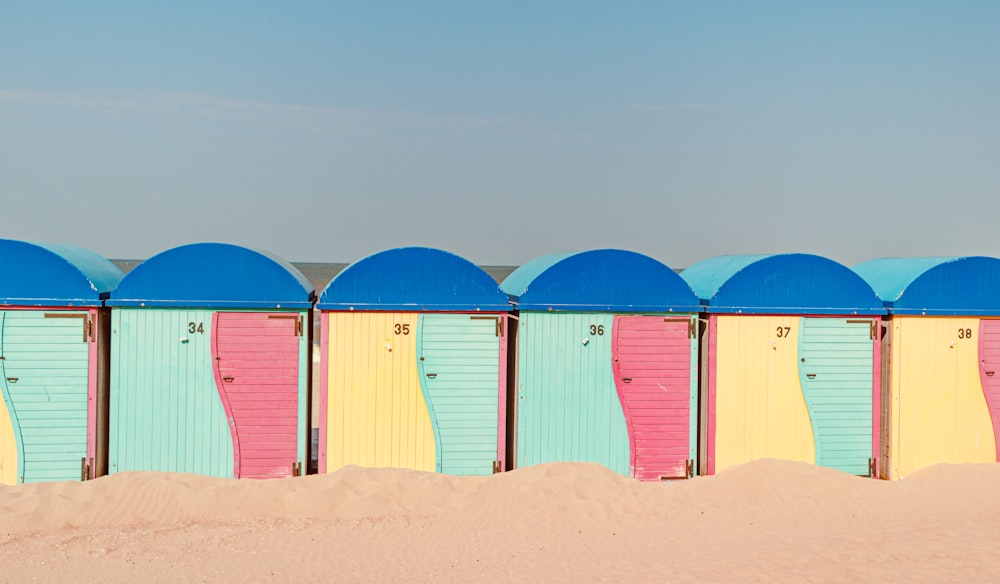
1, 238, 999, 485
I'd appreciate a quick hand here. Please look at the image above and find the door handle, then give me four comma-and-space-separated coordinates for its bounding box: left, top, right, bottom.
426, 373, 437, 379
5, 377, 16, 383
622, 377, 632, 383
806, 374, 816, 379
988, 371, 996, 377
223, 377, 235, 382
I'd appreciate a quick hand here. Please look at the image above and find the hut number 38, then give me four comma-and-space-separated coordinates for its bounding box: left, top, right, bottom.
958, 328, 974, 339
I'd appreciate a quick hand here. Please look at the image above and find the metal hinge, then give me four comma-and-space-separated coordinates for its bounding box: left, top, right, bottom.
868, 458, 877, 478
847, 319, 877, 340
662, 317, 697, 339
686, 459, 695, 478
293, 461, 303, 477
471, 316, 503, 337
268, 314, 304, 336
492, 460, 502, 474
44, 313, 94, 342
81, 457, 92, 481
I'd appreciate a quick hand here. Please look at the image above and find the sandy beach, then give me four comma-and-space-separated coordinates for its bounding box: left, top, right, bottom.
1, 459, 997, 582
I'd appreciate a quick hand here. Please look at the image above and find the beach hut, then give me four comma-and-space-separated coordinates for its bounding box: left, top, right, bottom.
501, 250, 702, 480
106, 243, 314, 479
0, 239, 123, 484
318, 247, 512, 476
682, 254, 885, 477
854, 256, 1000, 480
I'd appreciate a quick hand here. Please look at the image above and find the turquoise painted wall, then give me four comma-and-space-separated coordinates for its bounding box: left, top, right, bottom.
0, 311, 90, 482
515, 312, 629, 475
798, 317, 874, 475
110, 309, 234, 477
417, 314, 501, 476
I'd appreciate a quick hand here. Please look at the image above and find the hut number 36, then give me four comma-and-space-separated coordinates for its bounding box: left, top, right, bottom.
589, 324, 605, 335
958, 328, 974, 339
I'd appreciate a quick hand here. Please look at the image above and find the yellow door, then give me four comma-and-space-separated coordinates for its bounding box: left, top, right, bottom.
0, 394, 17, 485
714, 315, 815, 472
890, 317, 995, 479
325, 312, 435, 472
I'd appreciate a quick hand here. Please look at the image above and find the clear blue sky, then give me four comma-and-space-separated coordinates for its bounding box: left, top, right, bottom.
2, 2, 998, 267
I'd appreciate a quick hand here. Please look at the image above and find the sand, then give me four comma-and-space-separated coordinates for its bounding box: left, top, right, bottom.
1, 459, 997, 583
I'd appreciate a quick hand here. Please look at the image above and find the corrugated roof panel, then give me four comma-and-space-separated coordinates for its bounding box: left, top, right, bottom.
681, 253, 883, 315
678, 254, 771, 301
107, 243, 314, 308
0, 239, 123, 307
499, 249, 699, 312
854, 256, 1000, 315
317, 247, 511, 311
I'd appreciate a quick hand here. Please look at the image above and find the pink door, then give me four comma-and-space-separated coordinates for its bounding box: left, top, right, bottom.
612, 316, 694, 480
979, 319, 1000, 460
213, 312, 302, 479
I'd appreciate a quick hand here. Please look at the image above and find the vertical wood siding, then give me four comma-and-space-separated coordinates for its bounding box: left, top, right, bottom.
798, 318, 874, 475
612, 315, 696, 480
890, 317, 994, 479
979, 319, 1000, 460
417, 314, 501, 476
110, 309, 234, 477
324, 312, 435, 472
0, 311, 91, 483
714, 316, 815, 473
213, 312, 305, 479
515, 312, 629, 475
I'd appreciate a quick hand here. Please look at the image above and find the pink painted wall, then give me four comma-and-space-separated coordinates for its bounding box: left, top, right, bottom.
612, 316, 693, 480
979, 319, 1000, 460
213, 312, 301, 479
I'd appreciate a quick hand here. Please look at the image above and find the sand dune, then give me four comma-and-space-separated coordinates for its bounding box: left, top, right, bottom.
2, 460, 998, 582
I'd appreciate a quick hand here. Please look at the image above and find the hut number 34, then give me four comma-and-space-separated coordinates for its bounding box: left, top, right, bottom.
187, 322, 205, 334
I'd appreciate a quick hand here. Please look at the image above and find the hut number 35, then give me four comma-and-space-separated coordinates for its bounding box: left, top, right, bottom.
394, 324, 411, 335
589, 324, 605, 335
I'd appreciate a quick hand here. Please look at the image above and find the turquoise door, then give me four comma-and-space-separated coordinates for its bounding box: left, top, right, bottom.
110, 309, 233, 477
798, 317, 874, 475
0, 310, 91, 483
417, 314, 502, 475
515, 312, 629, 474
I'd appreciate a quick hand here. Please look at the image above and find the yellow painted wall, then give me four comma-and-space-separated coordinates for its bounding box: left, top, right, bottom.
0, 397, 18, 485
889, 317, 995, 479
714, 315, 815, 472
325, 312, 435, 472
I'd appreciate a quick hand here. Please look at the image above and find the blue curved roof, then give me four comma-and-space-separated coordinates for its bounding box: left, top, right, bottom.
318, 247, 510, 311
681, 253, 884, 315
107, 243, 314, 308
854, 256, 1000, 315
500, 250, 699, 312
0, 239, 123, 307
